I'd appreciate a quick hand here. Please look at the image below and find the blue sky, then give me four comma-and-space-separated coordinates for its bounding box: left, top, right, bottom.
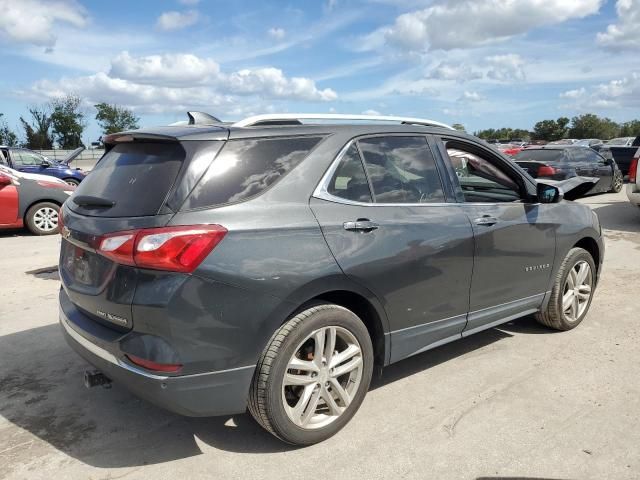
1, 0, 639, 144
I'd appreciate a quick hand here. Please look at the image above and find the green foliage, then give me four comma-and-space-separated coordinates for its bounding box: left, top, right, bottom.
0, 113, 18, 146
95, 103, 140, 136
568, 114, 619, 140
452, 123, 466, 132
50, 95, 86, 149
474, 127, 531, 141
532, 117, 569, 141
20, 106, 54, 149
619, 120, 640, 137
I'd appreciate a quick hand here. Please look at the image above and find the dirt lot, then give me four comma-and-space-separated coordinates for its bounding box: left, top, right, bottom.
1, 190, 639, 480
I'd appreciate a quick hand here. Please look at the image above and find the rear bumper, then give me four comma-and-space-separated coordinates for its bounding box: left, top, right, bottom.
626, 183, 640, 207
60, 302, 255, 417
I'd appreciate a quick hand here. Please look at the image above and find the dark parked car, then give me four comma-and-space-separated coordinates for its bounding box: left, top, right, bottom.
0, 146, 87, 186
59, 113, 603, 445
599, 136, 640, 176
514, 146, 623, 196
0, 164, 75, 235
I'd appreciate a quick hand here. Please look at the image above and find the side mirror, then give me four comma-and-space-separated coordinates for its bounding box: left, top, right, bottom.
41, 159, 51, 167
0, 174, 11, 187
537, 183, 563, 204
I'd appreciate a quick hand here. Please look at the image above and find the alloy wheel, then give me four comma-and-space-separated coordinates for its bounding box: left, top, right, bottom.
562, 260, 593, 323
33, 207, 59, 233
282, 326, 363, 430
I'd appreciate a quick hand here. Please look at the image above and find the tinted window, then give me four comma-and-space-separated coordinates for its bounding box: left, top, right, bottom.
447, 146, 521, 203
71, 142, 184, 217
358, 136, 445, 203
514, 150, 565, 163
185, 136, 322, 209
327, 144, 372, 203
569, 148, 600, 163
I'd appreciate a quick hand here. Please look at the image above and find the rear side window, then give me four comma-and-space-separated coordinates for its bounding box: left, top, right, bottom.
71, 142, 185, 217
184, 136, 323, 209
327, 144, 373, 203
358, 136, 445, 203
568, 148, 600, 163
514, 150, 565, 163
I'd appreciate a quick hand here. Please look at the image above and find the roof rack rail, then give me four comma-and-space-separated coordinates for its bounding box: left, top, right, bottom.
232, 113, 454, 130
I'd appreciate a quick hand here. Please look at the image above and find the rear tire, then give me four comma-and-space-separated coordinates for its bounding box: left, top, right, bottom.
610, 171, 623, 193
535, 247, 596, 331
25, 202, 60, 236
64, 178, 80, 187
248, 304, 373, 445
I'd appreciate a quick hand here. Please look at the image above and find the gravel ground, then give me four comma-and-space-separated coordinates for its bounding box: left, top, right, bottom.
1, 190, 639, 480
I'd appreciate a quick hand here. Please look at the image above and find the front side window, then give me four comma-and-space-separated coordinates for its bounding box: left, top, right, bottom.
184, 136, 323, 209
446, 144, 522, 203
327, 144, 372, 203
12, 150, 44, 166
357, 136, 445, 204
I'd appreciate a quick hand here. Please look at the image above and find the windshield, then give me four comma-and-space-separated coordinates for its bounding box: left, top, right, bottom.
514, 149, 565, 163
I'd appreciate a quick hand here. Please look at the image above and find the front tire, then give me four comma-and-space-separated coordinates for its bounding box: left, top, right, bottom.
248, 304, 374, 445
535, 247, 596, 331
610, 171, 623, 193
64, 178, 80, 187
25, 202, 61, 236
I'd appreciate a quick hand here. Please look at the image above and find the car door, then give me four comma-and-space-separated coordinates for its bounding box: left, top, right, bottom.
310, 135, 474, 363
432, 136, 557, 335
0, 172, 19, 225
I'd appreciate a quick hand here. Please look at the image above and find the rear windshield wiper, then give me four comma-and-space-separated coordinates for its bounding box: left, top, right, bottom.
73, 195, 116, 208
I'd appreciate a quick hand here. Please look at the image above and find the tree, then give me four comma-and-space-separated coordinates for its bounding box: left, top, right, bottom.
532, 117, 569, 141
50, 94, 86, 149
95, 103, 140, 135
0, 113, 18, 146
568, 113, 619, 140
619, 120, 640, 138
20, 106, 53, 150
474, 127, 531, 141
452, 123, 466, 132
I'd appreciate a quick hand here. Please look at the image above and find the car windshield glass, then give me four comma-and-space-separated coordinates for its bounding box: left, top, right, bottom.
607, 138, 629, 145
514, 150, 565, 163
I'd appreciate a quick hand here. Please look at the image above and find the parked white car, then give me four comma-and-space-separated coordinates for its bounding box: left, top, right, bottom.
626, 148, 640, 209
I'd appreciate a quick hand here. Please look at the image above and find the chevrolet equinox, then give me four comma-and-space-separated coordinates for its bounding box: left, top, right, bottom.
59, 113, 603, 445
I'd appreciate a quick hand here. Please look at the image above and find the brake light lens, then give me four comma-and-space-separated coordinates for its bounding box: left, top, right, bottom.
630, 151, 639, 184
537, 165, 557, 177
97, 225, 227, 272
126, 354, 183, 373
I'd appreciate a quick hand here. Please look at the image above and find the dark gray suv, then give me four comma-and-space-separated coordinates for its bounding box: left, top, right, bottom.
59, 113, 603, 445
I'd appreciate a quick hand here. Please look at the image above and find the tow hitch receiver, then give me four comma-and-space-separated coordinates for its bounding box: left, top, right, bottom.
84, 370, 112, 389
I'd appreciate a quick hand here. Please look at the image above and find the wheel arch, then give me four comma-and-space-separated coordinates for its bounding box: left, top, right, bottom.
22, 199, 62, 223
573, 236, 601, 273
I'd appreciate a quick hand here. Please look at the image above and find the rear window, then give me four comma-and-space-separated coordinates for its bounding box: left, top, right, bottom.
183, 136, 323, 209
514, 150, 565, 163
71, 142, 184, 217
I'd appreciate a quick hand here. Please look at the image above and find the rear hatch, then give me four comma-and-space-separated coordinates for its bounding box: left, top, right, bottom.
60, 135, 225, 331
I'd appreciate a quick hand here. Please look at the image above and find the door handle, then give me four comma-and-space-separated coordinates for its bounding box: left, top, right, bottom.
343, 219, 379, 232
473, 215, 498, 227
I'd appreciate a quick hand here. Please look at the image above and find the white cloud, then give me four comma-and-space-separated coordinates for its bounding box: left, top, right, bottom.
366, 0, 604, 52
597, 0, 640, 50
362, 109, 381, 115
110, 51, 220, 86
427, 61, 482, 82
156, 10, 200, 31
560, 72, 640, 109
486, 54, 526, 82
268, 27, 286, 40
459, 91, 483, 102
0, 0, 87, 47
21, 51, 338, 113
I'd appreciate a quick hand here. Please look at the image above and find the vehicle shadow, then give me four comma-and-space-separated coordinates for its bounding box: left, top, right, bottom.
580, 199, 640, 234
0, 316, 544, 468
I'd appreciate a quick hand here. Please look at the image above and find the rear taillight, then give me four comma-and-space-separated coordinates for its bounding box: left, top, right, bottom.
126, 354, 183, 373
537, 165, 557, 177
630, 151, 639, 183
97, 225, 227, 273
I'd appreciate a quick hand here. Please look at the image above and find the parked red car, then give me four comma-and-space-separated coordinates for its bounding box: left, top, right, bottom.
0, 165, 75, 235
